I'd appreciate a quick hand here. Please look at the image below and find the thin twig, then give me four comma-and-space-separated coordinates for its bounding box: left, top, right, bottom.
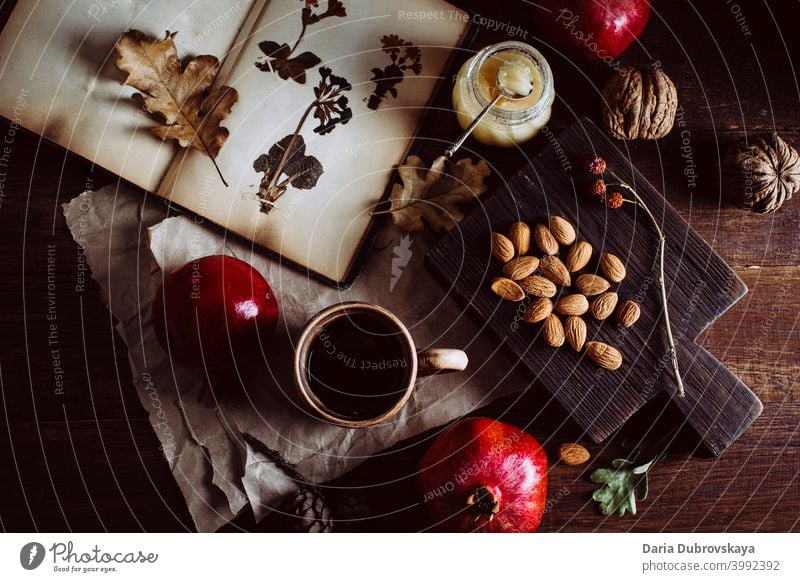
607, 170, 686, 398
209, 156, 229, 188
290, 20, 308, 55
370, 203, 409, 216
264, 101, 317, 195
194, 129, 229, 187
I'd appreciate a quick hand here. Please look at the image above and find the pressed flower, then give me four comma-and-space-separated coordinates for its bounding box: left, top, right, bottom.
253, 67, 351, 213
367, 34, 423, 110
313, 67, 353, 134
255, 0, 346, 84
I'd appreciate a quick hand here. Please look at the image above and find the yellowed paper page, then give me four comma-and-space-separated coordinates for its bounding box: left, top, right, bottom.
0, 0, 255, 192
160, 0, 469, 283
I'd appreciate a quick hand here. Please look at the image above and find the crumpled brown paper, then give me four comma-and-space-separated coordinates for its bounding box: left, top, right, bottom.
64, 184, 526, 531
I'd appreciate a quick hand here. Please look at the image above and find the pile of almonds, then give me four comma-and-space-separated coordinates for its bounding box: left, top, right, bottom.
489, 216, 642, 370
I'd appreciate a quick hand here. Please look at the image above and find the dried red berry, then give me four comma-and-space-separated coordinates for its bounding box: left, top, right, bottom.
582, 154, 607, 175
588, 178, 606, 197
605, 192, 624, 209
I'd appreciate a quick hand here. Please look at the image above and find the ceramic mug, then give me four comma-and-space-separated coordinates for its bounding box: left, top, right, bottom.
294, 302, 468, 427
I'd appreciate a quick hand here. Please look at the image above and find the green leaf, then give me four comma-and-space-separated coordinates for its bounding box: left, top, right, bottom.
589, 468, 615, 483
590, 457, 656, 517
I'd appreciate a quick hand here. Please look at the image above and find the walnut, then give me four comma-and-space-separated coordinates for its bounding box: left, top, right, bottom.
724, 133, 800, 213
600, 66, 678, 140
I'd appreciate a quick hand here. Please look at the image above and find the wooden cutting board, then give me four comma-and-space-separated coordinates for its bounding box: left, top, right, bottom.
426, 118, 762, 456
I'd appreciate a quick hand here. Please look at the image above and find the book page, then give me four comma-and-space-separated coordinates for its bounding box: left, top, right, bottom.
159, 0, 469, 283
0, 0, 255, 192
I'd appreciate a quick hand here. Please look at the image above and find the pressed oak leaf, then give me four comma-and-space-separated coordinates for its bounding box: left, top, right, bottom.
384, 155, 491, 232
114, 30, 237, 185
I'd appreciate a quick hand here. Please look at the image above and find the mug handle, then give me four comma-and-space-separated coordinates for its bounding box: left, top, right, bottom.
417, 348, 469, 376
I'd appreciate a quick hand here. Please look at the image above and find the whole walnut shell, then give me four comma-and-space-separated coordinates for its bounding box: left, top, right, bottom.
601, 66, 678, 140
723, 133, 800, 213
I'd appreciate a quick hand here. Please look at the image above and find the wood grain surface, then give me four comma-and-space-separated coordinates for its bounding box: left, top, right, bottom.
427, 118, 762, 454
0, 0, 798, 532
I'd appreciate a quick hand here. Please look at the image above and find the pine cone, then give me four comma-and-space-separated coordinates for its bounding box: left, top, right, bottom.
280, 487, 333, 533
331, 487, 372, 532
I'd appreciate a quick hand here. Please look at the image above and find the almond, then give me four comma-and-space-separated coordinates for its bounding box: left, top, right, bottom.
575, 273, 610, 296
566, 240, 593, 272
600, 252, 626, 283
519, 275, 557, 298
534, 223, 559, 255
524, 297, 553, 323
539, 255, 571, 287
508, 222, 531, 256
549, 216, 576, 245
490, 277, 525, 301
565, 316, 587, 352
555, 293, 589, 316
503, 256, 539, 280
590, 291, 619, 320
617, 300, 641, 328
586, 341, 623, 370
491, 232, 515, 262
558, 442, 591, 465
542, 314, 565, 347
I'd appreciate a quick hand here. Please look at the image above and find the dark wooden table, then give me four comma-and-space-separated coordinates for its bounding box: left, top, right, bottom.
1, 0, 798, 532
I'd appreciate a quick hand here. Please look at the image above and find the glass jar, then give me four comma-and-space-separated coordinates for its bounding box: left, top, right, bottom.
452, 41, 555, 148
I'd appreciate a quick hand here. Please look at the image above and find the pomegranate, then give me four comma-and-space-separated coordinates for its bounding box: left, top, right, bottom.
534, 0, 651, 64
153, 255, 280, 370
417, 417, 548, 532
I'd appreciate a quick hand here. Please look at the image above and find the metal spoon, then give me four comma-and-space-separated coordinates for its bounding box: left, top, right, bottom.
444, 70, 532, 158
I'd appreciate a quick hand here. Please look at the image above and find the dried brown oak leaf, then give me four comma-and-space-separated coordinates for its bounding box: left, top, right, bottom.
383, 155, 490, 232
114, 30, 238, 185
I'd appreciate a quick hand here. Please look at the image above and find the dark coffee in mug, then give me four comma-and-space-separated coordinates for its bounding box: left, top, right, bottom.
305, 312, 411, 420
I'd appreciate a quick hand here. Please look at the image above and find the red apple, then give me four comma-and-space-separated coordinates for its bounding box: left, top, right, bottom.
534, 0, 651, 64
417, 417, 548, 532
153, 255, 279, 369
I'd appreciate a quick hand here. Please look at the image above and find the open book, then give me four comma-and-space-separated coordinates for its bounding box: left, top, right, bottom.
0, 0, 470, 285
